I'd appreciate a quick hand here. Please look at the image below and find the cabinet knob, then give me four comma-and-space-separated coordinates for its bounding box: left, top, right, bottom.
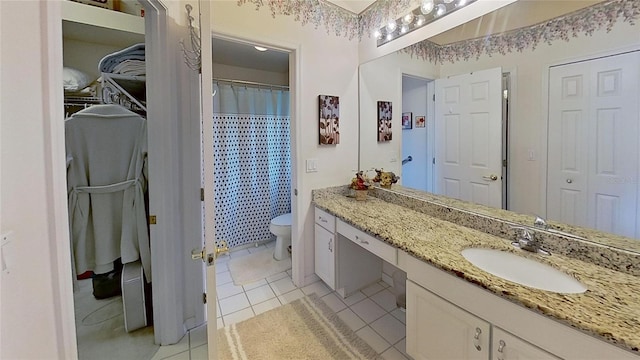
473, 327, 482, 351
497, 340, 506, 360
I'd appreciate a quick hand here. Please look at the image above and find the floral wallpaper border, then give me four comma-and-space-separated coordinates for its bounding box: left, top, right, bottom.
403, 0, 640, 64
237, 0, 638, 64
236, 0, 409, 40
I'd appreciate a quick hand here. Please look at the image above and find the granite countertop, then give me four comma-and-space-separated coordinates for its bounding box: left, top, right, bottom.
312, 188, 640, 354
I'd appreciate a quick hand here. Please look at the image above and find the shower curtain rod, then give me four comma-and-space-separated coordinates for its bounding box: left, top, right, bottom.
213, 78, 289, 90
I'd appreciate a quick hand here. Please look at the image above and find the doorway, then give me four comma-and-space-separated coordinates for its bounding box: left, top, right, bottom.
401, 74, 434, 193
61, 2, 157, 358
209, 35, 301, 328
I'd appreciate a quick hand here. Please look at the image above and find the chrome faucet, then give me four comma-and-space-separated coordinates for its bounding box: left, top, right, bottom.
510, 226, 541, 253
532, 215, 587, 241
533, 215, 548, 230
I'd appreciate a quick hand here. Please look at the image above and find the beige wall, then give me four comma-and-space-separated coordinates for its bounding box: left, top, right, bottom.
211, 1, 360, 283
439, 20, 640, 216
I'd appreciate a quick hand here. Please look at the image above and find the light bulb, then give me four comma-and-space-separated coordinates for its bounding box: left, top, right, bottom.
374, 30, 382, 39
416, 15, 426, 26
420, 0, 434, 14
386, 21, 397, 32
400, 24, 409, 34
386, 33, 393, 41
457, 0, 467, 6
435, 4, 446, 16
254, 46, 268, 52
402, 13, 414, 25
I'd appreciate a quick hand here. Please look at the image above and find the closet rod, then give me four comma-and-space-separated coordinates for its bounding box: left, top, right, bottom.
213, 78, 289, 90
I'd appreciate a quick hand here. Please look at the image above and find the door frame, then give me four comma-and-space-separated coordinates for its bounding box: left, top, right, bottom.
208, 31, 303, 287
46, 0, 187, 352
399, 73, 435, 193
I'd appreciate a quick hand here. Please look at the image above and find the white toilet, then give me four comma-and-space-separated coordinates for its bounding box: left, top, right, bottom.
270, 213, 292, 260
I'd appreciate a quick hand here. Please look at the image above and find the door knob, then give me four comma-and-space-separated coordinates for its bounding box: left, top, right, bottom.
566, 179, 573, 183
482, 174, 498, 181
216, 240, 230, 256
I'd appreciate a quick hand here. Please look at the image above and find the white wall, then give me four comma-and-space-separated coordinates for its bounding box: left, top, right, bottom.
1, 1, 76, 358
401, 76, 429, 191
359, 51, 438, 176
211, 1, 360, 284
439, 20, 640, 216
63, 39, 132, 81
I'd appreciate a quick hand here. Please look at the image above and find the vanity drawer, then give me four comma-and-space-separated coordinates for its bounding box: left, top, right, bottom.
315, 207, 335, 232
337, 219, 397, 265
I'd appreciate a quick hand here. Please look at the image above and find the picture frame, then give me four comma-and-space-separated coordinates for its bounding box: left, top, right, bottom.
319, 95, 340, 145
415, 115, 426, 128
402, 112, 412, 129
377, 101, 392, 142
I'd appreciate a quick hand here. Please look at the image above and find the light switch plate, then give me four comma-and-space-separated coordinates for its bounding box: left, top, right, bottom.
306, 159, 318, 173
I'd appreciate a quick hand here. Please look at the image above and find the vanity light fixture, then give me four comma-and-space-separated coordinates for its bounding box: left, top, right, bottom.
376, 0, 477, 47
254, 46, 268, 52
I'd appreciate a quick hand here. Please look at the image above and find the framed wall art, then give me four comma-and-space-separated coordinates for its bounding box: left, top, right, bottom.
319, 95, 340, 145
378, 101, 392, 142
415, 115, 426, 128
402, 112, 412, 129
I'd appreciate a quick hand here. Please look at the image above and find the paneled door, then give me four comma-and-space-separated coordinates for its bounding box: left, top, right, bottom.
434, 67, 503, 208
547, 51, 640, 238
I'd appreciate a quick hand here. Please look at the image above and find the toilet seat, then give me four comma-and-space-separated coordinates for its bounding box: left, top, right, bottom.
271, 213, 291, 227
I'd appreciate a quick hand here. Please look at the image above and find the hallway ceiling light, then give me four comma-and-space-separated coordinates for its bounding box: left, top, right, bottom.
254, 46, 268, 52
375, 0, 477, 47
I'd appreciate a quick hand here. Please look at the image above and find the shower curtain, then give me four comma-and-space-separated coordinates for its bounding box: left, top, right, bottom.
212, 82, 291, 248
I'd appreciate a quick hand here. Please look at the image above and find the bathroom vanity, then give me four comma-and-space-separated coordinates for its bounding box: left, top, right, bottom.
312, 186, 640, 359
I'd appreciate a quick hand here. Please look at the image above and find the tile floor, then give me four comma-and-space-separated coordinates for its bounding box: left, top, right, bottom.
154, 241, 409, 359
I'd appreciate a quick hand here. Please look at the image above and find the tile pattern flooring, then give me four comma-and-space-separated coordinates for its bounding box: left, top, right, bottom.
152, 242, 409, 359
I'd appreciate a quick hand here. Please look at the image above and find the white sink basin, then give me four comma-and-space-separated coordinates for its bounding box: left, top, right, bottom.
461, 248, 587, 294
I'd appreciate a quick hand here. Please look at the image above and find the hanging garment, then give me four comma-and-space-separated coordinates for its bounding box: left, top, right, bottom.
66, 104, 151, 282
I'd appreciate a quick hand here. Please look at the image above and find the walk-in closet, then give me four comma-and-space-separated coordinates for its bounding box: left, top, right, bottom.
62, 1, 156, 358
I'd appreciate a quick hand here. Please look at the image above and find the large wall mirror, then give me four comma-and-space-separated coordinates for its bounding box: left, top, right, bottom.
359, 0, 640, 254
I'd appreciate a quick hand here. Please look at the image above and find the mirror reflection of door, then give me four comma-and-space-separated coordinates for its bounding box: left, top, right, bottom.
434, 67, 503, 208
547, 51, 640, 238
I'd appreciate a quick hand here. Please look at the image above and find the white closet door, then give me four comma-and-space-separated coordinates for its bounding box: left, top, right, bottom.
547, 51, 640, 238
435, 67, 503, 208
547, 61, 590, 228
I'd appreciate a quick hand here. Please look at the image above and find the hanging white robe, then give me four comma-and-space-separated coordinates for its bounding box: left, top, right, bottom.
66, 104, 151, 282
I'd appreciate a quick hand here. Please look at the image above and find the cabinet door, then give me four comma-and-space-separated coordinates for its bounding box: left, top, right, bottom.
407, 280, 490, 360
492, 327, 560, 360
314, 224, 335, 289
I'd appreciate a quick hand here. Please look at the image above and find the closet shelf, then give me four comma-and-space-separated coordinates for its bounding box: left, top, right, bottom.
62, 0, 144, 36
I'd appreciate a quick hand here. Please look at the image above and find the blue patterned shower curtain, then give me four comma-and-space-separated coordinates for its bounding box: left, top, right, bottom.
212, 82, 291, 248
